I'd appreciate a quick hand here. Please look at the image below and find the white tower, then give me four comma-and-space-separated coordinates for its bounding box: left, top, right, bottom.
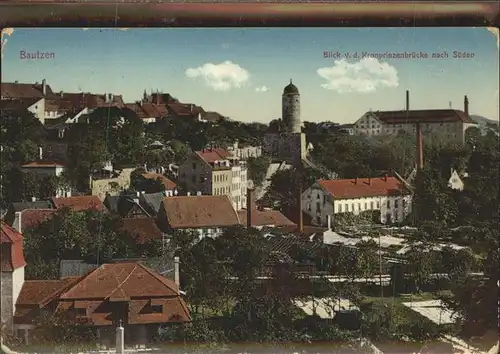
282, 79, 301, 133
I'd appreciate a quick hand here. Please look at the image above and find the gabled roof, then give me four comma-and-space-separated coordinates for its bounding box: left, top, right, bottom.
125, 102, 165, 119
119, 217, 163, 244
167, 103, 204, 117
0, 221, 22, 243
162, 195, 240, 229
238, 209, 296, 227
57, 92, 125, 110
60, 262, 181, 300
370, 109, 474, 124
1, 221, 26, 271
11, 200, 54, 212
1, 82, 54, 99
0, 97, 42, 111
139, 192, 165, 215
142, 173, 176, 190
196, 148, 233, 165
44, 99, 75, 112
51, 196, 107, 212
318, 177, 409, 199
16, 277, 81, 307
20, 209, 57, 231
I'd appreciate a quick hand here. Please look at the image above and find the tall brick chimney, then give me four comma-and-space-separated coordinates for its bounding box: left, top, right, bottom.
416, 122, 424, 170
464, 95, 469, 116
406, 89, 410, 111
246, 187, 255, 228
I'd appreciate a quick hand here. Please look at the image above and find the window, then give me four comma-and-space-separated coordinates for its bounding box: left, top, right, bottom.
338, 204, 343, 213
351, 203, 354, 211
323, 197, 326, 206
199, 176, 204, 183
151, 305, 162, 313
316, 216, 321, 224
316, 202, 321, 211
192, 163, 196, 170
307, 203, 311, 211
317, 194, 321, 200
377, 201, 380, 208
370, 201, 374, 209
386, 200, 391, 208
364, 202, 367, 209
394, 200, 399, 208
358, 203, 361, 211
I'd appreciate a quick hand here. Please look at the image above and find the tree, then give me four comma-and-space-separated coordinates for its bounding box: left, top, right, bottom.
246, 156, 270, 188
129, 168, 165, 193
404, 245, 438, 293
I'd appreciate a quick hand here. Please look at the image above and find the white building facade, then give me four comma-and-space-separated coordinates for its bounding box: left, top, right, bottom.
230, 160, 248, 211
302, 177, 412, 226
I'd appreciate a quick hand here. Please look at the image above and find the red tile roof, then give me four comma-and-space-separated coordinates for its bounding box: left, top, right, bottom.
318, 177, 409, 199
196, 148, 233, 164
16, 277, 81, 307
162, 195, 240, 229
60, 262, 181, 299
371, 109, 474, 124
148, 93, 179, 105
142, 173, 176, 190
51, 196, 107, 212
125, 102, 166, 120
238, 209, 296, 227
1, 82, 54, 99
167, 103, 205, 117
20, 209, 57, 231
45, 99, 75, 112
57, 93, 125, 110
1, 222, 26, 271
119, 218, 163, 244
0, 98, 42, 111
21, 161, 65, 168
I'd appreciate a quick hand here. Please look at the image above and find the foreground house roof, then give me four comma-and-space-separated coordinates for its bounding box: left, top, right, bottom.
369, 109, 474, 124
237, 209, 296, 227
318, 177, 410, 199
1, 221, 26, 271
162, 195, 240, 229
51, 196, 107, 212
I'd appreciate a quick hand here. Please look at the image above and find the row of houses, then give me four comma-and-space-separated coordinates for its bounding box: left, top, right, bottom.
0, 79, 227, 126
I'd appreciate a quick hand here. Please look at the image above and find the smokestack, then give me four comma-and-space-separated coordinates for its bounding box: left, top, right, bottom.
368, 177, 371, 185
156, 92, 160, 105
174, 256, 180, 286
464, 95, 469, 116
246, 188, 255, 228
416, 122, 424, 170
42, 79, 46, 96
406, 90, 409, 111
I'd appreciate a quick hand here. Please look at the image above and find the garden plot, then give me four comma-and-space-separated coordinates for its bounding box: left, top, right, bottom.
294, 297, 359, 319
402, 299, 458, 325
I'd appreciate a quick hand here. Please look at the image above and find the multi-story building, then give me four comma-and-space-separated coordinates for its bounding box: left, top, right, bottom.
352, 93, 476, 145
177, 148, 248, 210
302, 176, 412, 226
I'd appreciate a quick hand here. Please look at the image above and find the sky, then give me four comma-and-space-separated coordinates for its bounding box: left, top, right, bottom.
1, 27, 499, 123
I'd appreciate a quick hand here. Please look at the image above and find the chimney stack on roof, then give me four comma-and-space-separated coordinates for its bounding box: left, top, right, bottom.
384, 174, 388, 182
368, 177, 371, 185
174, 256, 180, 286
354, 178, 358, 184
246, 187, 255, 228
464, 95, 469, 116
42, 79, 47, 96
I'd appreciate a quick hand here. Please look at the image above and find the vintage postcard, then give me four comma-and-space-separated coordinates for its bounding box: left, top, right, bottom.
1, 28, 498, 354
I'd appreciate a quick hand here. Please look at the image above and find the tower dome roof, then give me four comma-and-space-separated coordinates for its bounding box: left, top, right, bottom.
283, 79, 299, 95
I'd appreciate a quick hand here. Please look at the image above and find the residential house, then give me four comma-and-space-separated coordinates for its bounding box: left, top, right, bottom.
167, 103, 205, 121
0, 98, 45, 122
226, 141, 262, 160
156, 195, 240, 240
141, 173, 177, 196
1, 222, 26, 334
338, 123, 355, 135
20, 156, 71, 198
56, 92, 125, 110
51, 195, 107, 212
3, 200, 55, 226
118, 218, 165, 254
178, 147, 248, 210
302, 176, 412, 226
352, 94, 476, 145
43, 99, 74, 123
104, 193, 152, 218
1, 79, 54, 100
13, 262, 190, 345
145, 92, 179, 106
125, 101, 168, 124
11, 209, 58, 235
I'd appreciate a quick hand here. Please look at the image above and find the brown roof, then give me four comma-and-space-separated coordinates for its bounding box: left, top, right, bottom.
21, 161, 65, 168
16, 277, 81, 306
162, 195, 240, 229
20, 209, 57, 231
57, 92, 125, 110
60, 262, 181, 299
148, 93, 179, 105
1, 222, 26, 271
45, 99, 75, 112
371, 109, 474, 124
0, 98, 41, 111
119, 218, 163, 244
196, 148, 233, 164
125, 102, 167, 120
238, 209, 296, 227
51, 196, 107, 212
1, 82, 54, 99
318, 177, 409, 199
129, 298, 190, 324
167, 103, 205, 117
142, 173, 176, 190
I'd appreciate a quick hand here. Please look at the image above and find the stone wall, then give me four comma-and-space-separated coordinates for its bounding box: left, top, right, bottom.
90, 168, 135, 201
